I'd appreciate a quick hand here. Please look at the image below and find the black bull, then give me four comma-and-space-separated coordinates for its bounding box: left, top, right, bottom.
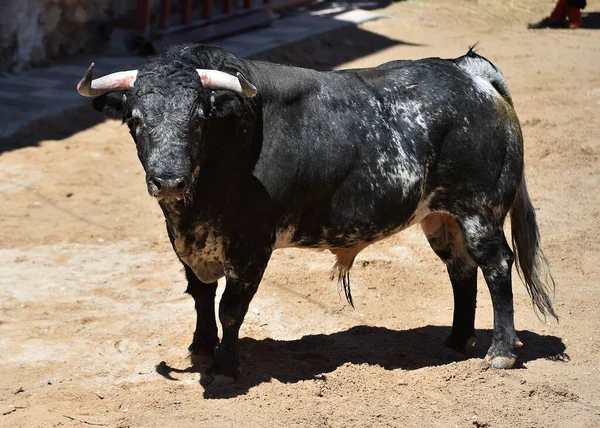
79, 44, 557, 385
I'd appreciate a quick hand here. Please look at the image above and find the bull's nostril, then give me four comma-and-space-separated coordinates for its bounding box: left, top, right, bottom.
175, 178, 187, 191
152, 177, 163, 192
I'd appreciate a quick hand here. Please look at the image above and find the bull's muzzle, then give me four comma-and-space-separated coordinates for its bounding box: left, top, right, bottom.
147, 175, 189, 201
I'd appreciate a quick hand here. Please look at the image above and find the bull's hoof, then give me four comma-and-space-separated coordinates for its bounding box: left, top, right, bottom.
482, 354, 516, 370
438, 346, 467, 362
201, 372, 237, 387
200, 360, 240, 387
481, 334, 522, 369
440, 335, 476, 361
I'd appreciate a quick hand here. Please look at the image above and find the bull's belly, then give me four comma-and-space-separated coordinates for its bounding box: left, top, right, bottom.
274, 196, 431, 250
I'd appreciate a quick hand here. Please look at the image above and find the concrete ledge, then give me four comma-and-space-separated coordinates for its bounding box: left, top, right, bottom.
0, 7, 388, 140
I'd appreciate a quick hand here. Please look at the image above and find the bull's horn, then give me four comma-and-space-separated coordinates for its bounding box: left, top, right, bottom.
196, 69, 257, 98
77, 62, 138, 97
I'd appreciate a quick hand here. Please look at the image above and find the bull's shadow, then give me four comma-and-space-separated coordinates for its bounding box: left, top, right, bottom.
250, 25, 421, 71
155, 325, 567, 399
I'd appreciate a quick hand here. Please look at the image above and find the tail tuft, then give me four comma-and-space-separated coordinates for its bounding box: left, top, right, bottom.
511, 176, 558, 321
467, 41, 481, 56
331, 253, 356, 308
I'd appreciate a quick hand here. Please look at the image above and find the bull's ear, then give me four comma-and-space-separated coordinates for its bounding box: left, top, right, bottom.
92, 91, 127, 120
209, 90, 242, 118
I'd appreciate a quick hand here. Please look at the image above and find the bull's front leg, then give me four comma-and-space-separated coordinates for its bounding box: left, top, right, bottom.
184, 265, 219, 361
202, 247, 271, 386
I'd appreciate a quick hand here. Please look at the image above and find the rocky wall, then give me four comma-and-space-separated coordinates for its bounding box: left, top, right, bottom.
0, 0, 141, 72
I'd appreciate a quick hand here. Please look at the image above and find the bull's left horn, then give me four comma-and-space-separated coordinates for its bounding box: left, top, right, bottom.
196, 69, 257, 98
77, 62, 138, 97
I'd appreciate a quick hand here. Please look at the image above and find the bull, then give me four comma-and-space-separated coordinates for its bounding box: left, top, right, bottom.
78, 44, 557, 385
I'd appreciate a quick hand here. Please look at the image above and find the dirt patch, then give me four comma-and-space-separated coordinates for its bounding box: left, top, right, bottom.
1, 0, 600, 427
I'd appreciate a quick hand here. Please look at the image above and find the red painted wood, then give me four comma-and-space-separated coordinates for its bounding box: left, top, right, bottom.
160, 0, 170, 30
134, 0, 151, 32
151, 9, 276, 53
244, 0, 253, 8
203, 0, 213, 20
224, 0, 233, 14
182, 0, 192, 24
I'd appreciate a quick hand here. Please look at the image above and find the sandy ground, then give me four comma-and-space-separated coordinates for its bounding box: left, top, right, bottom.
1, 0, 600, 426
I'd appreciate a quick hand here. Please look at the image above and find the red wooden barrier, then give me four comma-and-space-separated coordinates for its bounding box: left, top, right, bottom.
134, 0, 151, 33
203, 0, 213, 20
160, 0, 170, 30
133, 0, 313, 40
224, 0, 233, 15
182, 0, 193, 25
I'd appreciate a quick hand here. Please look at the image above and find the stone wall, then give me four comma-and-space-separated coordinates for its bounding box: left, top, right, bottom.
0, 0, 141, 72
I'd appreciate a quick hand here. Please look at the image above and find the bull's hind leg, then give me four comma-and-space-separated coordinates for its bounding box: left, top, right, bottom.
457, 214, 522, 369
422, 213, 478, 357
184, 266, 219, 361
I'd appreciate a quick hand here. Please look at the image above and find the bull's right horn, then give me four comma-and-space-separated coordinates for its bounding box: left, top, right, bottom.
77, 62, 138, 97
196, 69, 257, 98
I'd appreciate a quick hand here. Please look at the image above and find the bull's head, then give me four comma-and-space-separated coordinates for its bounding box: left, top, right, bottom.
78, 62, 257, 203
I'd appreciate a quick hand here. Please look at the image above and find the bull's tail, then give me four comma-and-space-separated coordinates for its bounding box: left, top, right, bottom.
510, 175, 558, 320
